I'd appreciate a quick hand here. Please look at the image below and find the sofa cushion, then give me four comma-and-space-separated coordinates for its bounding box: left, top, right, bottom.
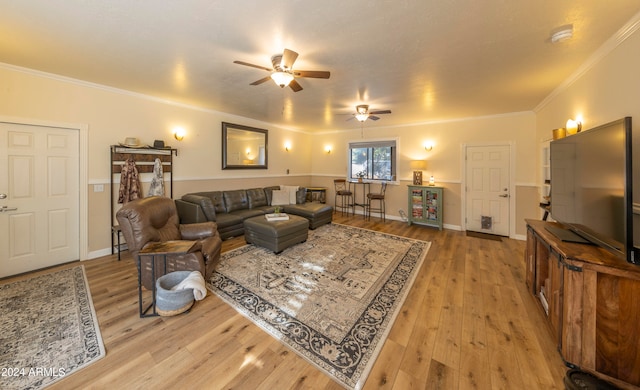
247, 188, 268, 208
271, 190, 290, 206
211, 213, 243, 229
181, 194, 217, 221
223, 190, 249, 213
213, 213, 245, 240
230, 208, 264, 220
192, 191, 225, 214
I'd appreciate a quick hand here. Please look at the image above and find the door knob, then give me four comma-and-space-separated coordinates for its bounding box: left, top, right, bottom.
499, 194, 509, 198
0, 193, 6, 199
0, 206, 18, 212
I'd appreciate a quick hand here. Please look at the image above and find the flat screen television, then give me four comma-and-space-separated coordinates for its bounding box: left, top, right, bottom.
550, 117, 639, 264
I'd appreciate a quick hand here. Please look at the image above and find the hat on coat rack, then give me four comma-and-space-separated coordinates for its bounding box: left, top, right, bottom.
120, 137, 141, 147
153, 140, 168, 149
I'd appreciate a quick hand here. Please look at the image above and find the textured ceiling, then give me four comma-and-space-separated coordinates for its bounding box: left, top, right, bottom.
1, 1, 639, 132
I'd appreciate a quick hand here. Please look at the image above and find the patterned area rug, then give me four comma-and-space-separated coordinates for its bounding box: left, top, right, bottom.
0, 266, 105, 390
208, 223, 431, 389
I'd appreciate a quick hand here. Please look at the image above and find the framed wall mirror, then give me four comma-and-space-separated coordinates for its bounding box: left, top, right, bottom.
222, 122, 268, 169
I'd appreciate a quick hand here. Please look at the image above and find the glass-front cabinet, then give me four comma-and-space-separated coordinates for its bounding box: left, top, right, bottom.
407, 185, 443, 230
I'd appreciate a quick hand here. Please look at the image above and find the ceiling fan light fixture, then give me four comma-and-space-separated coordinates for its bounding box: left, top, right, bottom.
355, 113, 369, 122
270, 71, 294, 88
356, 104, 369, 114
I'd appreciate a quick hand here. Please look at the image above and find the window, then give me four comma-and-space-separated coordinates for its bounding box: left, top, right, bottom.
348, 139, 397, 182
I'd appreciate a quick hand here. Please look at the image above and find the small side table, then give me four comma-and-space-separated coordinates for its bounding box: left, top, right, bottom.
306, 187, 327, 203
137, 240, 196, 318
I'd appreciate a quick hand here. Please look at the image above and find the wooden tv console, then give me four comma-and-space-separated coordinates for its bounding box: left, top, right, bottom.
525, 220, 640, 388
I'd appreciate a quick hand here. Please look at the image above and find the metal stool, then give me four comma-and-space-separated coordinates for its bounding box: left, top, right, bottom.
333, 179, 354, 216
366, 182, 387, 221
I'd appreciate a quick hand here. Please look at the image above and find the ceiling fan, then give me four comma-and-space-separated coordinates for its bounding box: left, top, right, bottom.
350, 105, 392, 122
233, 48, 330, 92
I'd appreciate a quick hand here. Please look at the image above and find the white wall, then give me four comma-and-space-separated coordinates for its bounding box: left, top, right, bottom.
309, 112, 538, 237
310, 112, 536, 184
535, 21, 640, 151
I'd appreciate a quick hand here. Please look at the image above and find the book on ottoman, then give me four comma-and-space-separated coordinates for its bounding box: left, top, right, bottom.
265, 213, 289, 221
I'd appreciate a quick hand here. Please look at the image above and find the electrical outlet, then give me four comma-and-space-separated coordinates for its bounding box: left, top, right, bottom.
94, 184, 104, 192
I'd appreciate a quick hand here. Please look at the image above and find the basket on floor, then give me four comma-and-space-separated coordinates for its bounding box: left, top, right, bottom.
155, 271, 194, 316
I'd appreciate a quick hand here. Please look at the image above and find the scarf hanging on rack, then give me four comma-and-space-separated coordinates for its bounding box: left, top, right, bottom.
147, 158, 165, 197
118, 158, 142, 204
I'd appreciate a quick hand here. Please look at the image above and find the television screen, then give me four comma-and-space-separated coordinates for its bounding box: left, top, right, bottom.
550, 117, 638, 264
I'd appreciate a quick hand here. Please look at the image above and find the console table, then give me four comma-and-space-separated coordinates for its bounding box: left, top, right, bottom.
525, 219, 640, 388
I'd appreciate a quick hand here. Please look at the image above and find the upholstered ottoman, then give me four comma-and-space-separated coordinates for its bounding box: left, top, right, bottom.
244, 214, 309, 253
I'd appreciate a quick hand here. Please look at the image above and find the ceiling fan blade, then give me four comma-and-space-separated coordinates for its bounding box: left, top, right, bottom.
294, 70, 330, 79
233, 60, 272, 72
250, 76, 272, 85
289, 79, 303, 92
282, 49, 299, 69
369, 110, 391, 115
369, 116, 381, 121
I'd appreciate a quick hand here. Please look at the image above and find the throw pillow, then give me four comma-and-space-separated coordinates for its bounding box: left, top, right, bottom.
271, 190, 290, 206
280, 185, 299, 204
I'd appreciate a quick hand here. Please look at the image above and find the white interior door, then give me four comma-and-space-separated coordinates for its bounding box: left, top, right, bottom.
0, 123, 79, 277
465, 144, 511, 236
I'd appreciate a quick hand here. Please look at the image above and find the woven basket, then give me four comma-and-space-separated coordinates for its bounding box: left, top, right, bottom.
155, 271, 194, 316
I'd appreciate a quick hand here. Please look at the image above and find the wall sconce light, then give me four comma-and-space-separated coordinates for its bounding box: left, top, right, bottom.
173, 127, 186, 141
284, 142, 291, 152
325, 145, 332, 154
424, 142, 434, 151
566, 119, 582, 135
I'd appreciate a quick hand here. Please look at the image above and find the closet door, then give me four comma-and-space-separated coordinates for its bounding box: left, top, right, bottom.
0, 123, 79, 277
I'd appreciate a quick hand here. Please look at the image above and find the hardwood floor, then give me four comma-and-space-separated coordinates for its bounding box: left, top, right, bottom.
35, 215, 566, 389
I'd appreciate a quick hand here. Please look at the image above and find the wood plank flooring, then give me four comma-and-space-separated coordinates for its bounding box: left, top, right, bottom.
18, 215, 567, 389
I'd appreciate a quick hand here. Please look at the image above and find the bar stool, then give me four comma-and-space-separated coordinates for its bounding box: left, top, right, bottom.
366, 182, 387, 221
333, 179, 354, 216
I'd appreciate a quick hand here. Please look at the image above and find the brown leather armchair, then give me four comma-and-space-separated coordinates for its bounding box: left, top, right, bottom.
116, 196, 222, 290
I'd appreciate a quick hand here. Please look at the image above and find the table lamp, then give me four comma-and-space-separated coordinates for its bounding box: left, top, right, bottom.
410, 160, 426, 185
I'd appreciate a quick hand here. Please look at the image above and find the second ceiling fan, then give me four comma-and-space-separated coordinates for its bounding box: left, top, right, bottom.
350, 105, 392, 122
233, 48, 330, 92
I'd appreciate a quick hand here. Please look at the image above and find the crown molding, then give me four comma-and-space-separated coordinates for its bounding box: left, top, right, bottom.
534, 11, 640, 112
